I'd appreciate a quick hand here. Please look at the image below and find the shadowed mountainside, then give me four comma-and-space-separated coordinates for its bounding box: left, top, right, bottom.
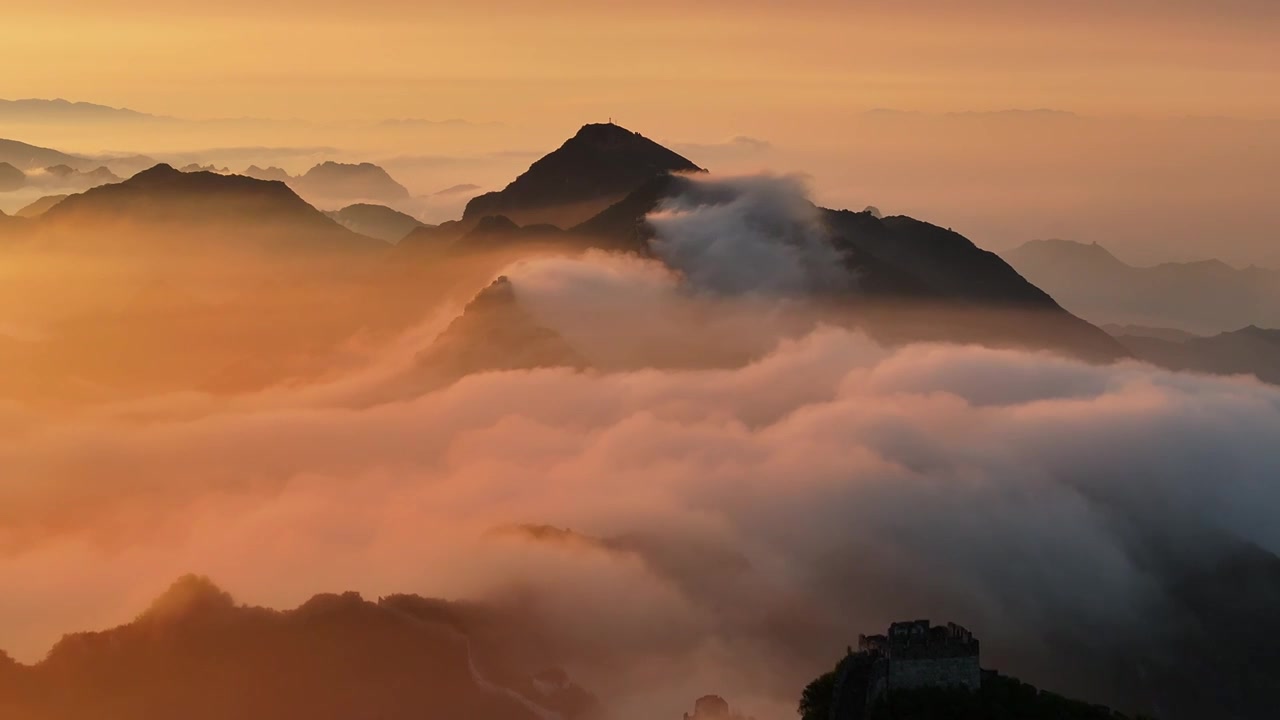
0, 576, 597, 720
409, 276, 586, 387
1112, 325, 1280, 385
463, 122, 703, 228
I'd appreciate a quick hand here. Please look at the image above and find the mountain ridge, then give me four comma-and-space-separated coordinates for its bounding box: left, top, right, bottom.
1004, 238, 1280, 333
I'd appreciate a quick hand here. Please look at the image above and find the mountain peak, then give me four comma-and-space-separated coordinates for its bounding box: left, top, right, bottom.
571, 121, 642, 142
462, 122, 703, 228
292, 161, 410, 203
128, 162, 180, 182
140, 574, 236, 623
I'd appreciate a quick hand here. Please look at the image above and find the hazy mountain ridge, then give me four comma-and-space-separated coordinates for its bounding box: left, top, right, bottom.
291, 160, 411, 205
0, 98, 156, 122
1113, 325, 1280, 385
0, 138, 94, 172
15, 195, 70, 218
1004, 239, 1280, 334
35, 163, 384, 253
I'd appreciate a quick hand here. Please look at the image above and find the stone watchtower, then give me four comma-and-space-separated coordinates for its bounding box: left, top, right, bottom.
860, 620, 981, 705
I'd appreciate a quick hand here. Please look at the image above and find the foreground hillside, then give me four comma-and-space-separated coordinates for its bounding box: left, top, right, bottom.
0, 577, 595, 720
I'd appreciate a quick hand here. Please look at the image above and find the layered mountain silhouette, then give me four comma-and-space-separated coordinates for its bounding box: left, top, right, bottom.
411, 276, 586, 386
29, 164, 384, 254
0, 138, 91, 171
0, 575, 596, 720
1004, 239, 1280, 334
0, 161, 23, 191
436, 182, 482, 196
14, 194, 68, 218
400, 123, 1125, 362
43, 164, 121, 189
243, 164, 292, 182
179, 163, 228, 174
325, 203, 428, 243
1101, 324, 1198, 343
462, 122, 703, 227
1110, 324, 1280, 385
0, 98, 155, 123
292, 161, 411, 205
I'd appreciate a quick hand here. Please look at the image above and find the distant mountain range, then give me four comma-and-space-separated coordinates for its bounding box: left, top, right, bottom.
0, 98, 156, 123
0, 138, 94, 172
0, 122, 1134, 392
325, 203, 428, 243
291, 161, 411, 205
30, 163, 383, 254
1004, 239, 1280, 334
1108, 324, 1280, 385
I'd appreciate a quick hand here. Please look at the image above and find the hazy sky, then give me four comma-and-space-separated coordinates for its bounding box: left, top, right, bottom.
5, 0, 1279, 126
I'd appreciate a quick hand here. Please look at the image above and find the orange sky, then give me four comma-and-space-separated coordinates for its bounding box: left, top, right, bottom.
4, 0, 1279, 127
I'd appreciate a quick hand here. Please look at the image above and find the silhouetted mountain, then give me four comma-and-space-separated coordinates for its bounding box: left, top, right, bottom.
463, 122, 703, 227
326, 203, 427, 243
242, 164, 292, 182
1101, 324, 1198, 343
805, 666, 1146, 720
0, 575, 594, 720
436, 182, 482, 196
1114, 325, 1280, 385
15, 195, 69, 218
570, 173, 683, 253
819, 211, 1125, 360
292, 161, 411, 205
800, 552, 1280, 720
179, 163, 228, 174
411, 276, 585, 384
35, 164, 384, 254
567, 179, 1125, 361
0, 138, 90, 171
0, 162, 24, 191
1004, 239, 1280, 334
0, 98, 155, 123
42, 164, 121, 190
98, 154, 161, 177
395, 214, 567, 258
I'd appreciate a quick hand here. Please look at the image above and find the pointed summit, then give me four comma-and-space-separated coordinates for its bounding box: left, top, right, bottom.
140, 574, 236, 623
463, 122, 703, 228
411, 276, 585, 384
